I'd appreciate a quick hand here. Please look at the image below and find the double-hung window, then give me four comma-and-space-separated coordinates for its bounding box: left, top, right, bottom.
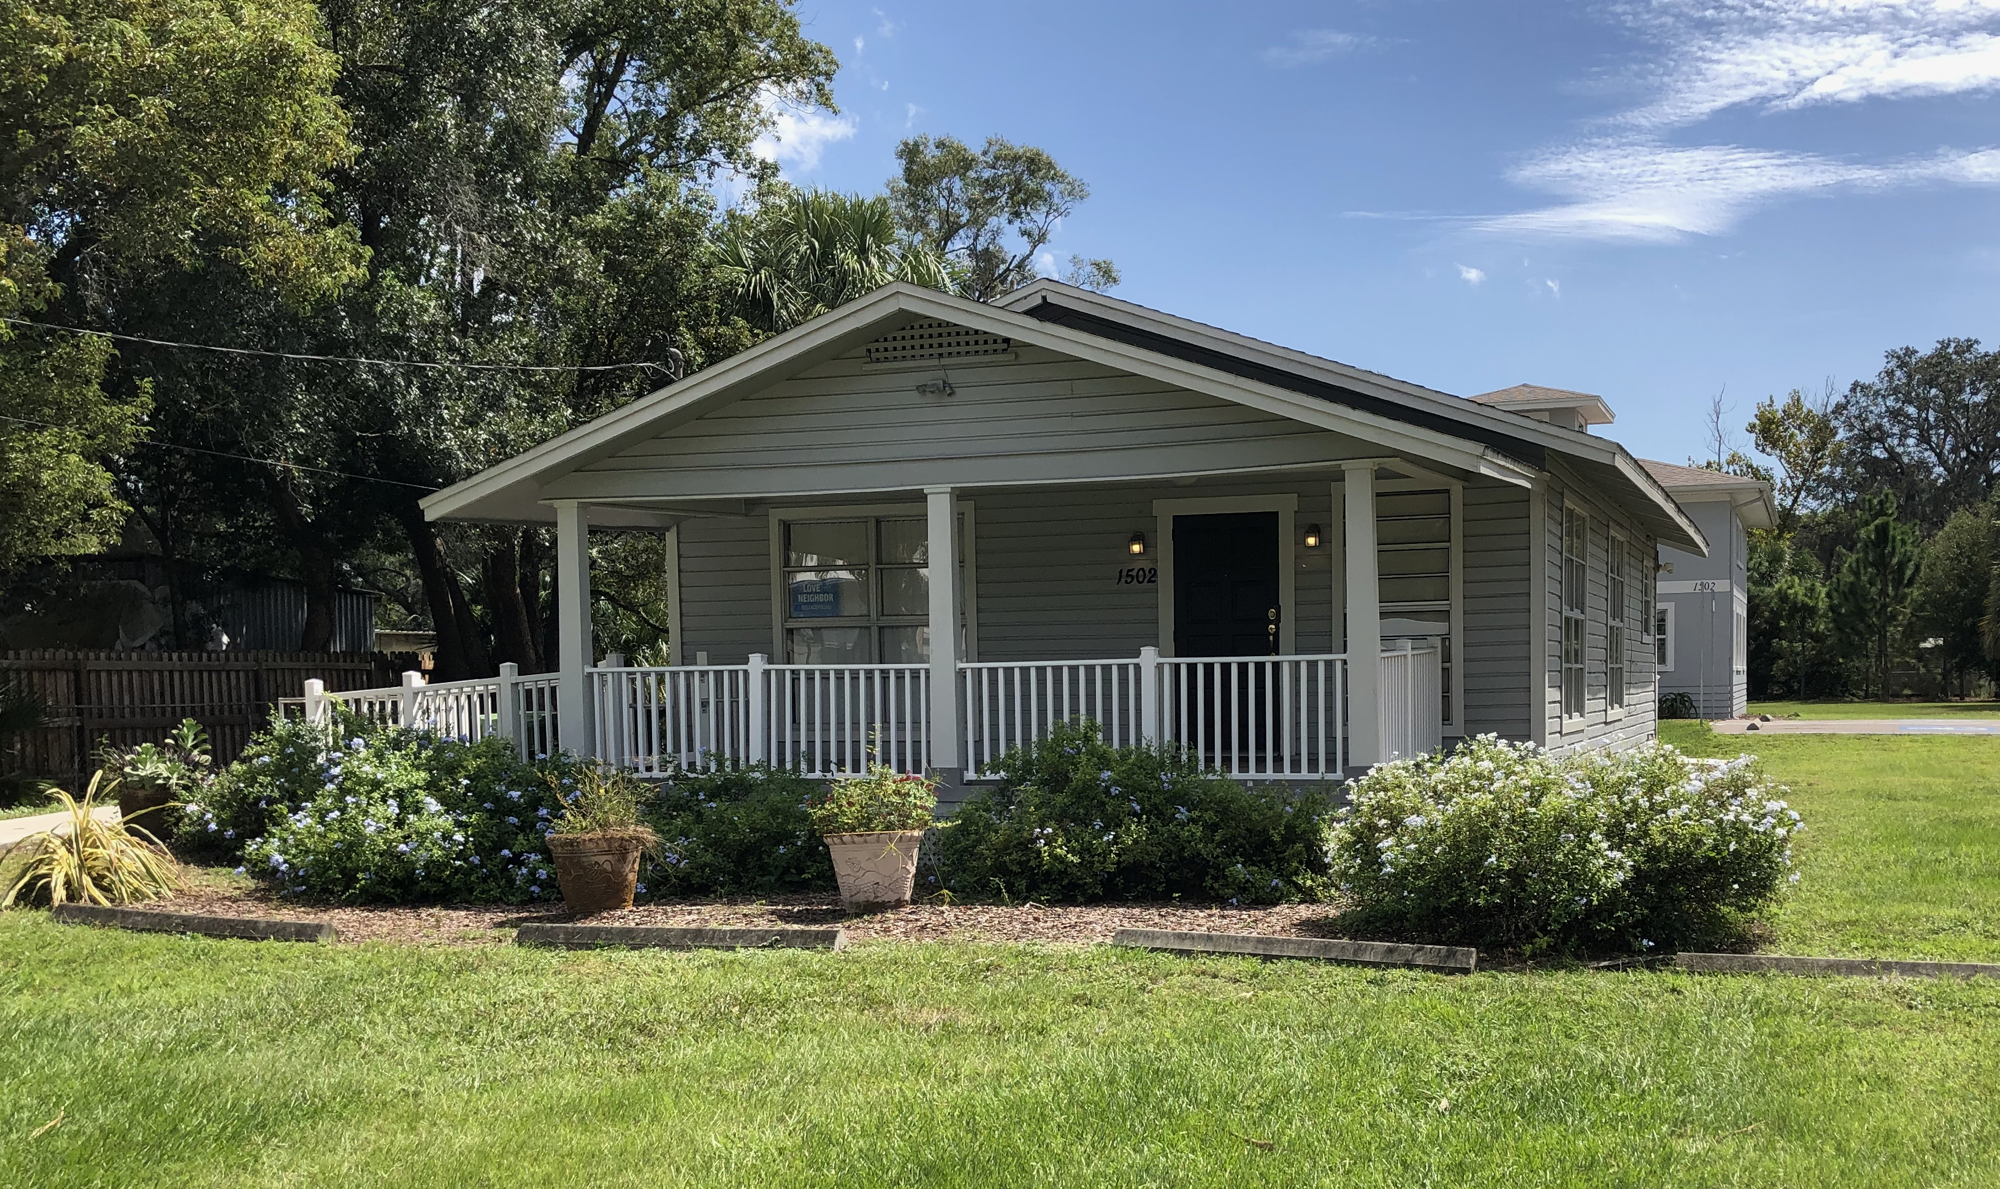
1561, 505, 1587, 719
1607, 532, 1628, 711
781, 516, 963, 664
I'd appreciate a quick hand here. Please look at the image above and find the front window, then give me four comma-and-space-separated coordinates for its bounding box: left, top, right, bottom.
1377, 488, 1454, 727
782, 516, 960, 663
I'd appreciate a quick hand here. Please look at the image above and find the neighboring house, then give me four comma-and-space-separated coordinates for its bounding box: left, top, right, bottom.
420, 282, 1707, 787
1639, 461, 1775, 719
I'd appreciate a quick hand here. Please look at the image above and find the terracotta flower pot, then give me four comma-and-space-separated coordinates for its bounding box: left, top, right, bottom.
824, 829, 925, 912
546, 832, 645, 914
117, 782, 176, 839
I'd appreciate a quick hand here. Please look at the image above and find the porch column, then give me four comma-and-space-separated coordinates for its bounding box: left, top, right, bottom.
554, 499, 596, 756
1344, 462, 1382, 769
925, 486, 963, 777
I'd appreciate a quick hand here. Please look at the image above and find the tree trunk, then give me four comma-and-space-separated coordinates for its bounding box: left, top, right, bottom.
398, 506, 490, 680
268, 481, 339, 652
482, 536, 540, 670
518, 528, 547, 670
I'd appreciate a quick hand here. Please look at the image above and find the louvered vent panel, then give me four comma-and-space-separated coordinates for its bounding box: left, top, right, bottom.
865, 320, 1012, 364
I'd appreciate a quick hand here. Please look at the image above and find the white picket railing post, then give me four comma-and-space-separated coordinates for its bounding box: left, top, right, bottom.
303, 679, 328, 725
1138, 647, 1161, 745
496, 662, 519, 750
398, 670, 425, 729
746, 653, 769, 764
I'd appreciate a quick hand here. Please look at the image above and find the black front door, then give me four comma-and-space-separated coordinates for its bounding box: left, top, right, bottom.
1173, 512, 1280, 657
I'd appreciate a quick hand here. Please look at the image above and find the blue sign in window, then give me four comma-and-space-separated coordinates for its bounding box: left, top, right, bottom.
790, 578, 842, 619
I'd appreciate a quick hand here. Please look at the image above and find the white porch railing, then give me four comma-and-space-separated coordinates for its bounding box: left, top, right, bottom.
1378, 640, 1444, 761
302, 646, 1444, 779
1156, 654, 1347, 780
961, 657, 1147, 777
304, 664, 562, 760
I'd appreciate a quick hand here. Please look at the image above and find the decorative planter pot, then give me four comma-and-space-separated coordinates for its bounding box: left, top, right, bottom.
823, 829, 926, 912
117, 782, 175, 839
546, 832, 645, 914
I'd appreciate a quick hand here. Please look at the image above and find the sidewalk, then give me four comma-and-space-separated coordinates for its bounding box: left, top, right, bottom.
1711, 719, 2000, 736
0, 806, 120, 849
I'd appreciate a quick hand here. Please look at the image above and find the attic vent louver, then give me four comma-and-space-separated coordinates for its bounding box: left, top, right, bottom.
865, 320, 1012, 365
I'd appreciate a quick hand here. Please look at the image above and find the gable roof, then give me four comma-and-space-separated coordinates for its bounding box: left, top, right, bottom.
420, 281, 1706, 552
1468, 384, 1616, 426
1640, 459, 1776, 530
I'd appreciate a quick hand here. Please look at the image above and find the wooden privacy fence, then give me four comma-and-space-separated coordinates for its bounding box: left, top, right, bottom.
0, 650, 398, 787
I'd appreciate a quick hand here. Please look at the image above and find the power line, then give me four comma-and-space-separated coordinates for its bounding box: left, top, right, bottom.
0, 413, 441, 491
0, 316, 685, 378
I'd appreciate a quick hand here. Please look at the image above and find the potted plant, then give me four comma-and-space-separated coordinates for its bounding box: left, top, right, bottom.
543, 765, 656, 914
114, 719, 212, 839
807, 764, 939, 912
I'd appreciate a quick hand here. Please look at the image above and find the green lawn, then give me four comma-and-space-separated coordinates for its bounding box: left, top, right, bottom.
1748, 699, 2000, 719
4, 731, 1999, 1185
3, 915, 1998, 1188
1662, 722, 2000, 963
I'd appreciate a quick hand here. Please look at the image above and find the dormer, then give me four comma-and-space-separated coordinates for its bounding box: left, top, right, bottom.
1469, 384, 1616, 433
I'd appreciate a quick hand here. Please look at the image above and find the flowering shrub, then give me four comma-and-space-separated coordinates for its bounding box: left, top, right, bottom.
939, 720, 1336, 904
806, 764, 938, 834
180, 712, 586, 903
1329, 735, 1803, 952
642, 765, 833, 896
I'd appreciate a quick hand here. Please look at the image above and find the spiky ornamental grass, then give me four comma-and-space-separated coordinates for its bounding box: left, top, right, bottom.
1, 774, 182, 908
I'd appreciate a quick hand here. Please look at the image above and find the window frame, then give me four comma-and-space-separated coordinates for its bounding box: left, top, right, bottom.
1655, 601, 1675, 673
767, 501, 978, 664
1607, 529, 1628, 714
1561, 502, 1587, 722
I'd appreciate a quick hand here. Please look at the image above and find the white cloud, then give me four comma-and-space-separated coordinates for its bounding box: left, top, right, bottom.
751, 97, 857, 174
853, 35, 865, 53
1478, 2, 2000, 241
1264, 29, 1367, 67
1546, 279, 1561, 297
872, 7, 898, 38
1457, 263, 1486, 284
1487, 140, 2000, 241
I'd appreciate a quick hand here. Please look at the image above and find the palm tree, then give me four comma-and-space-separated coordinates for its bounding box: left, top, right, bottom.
714, 189, 958, 332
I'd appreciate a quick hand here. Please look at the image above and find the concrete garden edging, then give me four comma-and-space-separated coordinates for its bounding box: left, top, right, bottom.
1674, 952, 2000, 979
515, 923, 847, 950
1112, 927, 1477, 973
51, 902, 335, 942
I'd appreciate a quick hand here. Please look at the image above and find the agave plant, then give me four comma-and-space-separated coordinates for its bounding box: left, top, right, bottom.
0, 773, 183, 908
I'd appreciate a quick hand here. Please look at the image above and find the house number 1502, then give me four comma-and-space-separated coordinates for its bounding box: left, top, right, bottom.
1114, 567, 1158, 585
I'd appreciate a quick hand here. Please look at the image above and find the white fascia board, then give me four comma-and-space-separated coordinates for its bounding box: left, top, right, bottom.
996, 280, 1628, 464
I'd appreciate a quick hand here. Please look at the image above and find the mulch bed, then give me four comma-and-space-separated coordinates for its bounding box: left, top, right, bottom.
155, 873, 1354, 948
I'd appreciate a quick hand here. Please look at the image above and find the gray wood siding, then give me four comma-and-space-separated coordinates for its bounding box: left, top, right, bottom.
558, 342, 1376, 500
1543, 459, 1661, 754
1460, 482, 1531, 739
675, 515, 772, 664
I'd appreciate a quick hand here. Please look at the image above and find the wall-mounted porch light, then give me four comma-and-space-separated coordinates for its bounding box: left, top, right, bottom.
1303, 523, 1322, 548
1128, 531, 1147, 556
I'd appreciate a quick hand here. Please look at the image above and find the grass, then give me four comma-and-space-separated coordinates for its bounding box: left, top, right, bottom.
1662, 722, 2000, 963
1748, 700, 2000, 719
4, 731, 1999, 1185
2, 915, 1998, 1188
0, 800, 55, 821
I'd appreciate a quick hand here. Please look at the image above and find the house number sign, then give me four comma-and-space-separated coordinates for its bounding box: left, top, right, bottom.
1113, 567, 1158, 585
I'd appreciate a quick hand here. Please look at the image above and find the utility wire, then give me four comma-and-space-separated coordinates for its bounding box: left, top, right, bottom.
0, 413, 441, 491
0, 315, 685, 377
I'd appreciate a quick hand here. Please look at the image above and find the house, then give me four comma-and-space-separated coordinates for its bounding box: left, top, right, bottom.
418, 282, 1707, 789
1640, 461, 1775, 719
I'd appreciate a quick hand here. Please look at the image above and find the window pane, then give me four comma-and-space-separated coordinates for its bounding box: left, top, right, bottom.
787, 570, 868, 618
1381, 575, 1450, 603
1377, 491, 1450, 519
787, 627, 870, 664
878, 518, 928, 564
1378, 516, 1451, 546
880, 566, 929, 616
879, 625, 930, 663
787, 520, 869, 567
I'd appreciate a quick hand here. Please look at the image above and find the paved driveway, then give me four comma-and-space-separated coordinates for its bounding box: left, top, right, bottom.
0, 806, 120, 849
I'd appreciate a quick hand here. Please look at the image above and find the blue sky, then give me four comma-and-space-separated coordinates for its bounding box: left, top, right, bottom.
762, 1, 2000, 467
